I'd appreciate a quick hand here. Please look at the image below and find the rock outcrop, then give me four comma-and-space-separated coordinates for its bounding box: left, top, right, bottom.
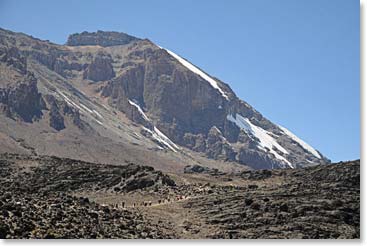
66, 30, 140, 47
205, 127, 236, 161
0, 46, 27, 74
43, 95, 83, 131
0, 74, 45, 122
83, 53, 115, 82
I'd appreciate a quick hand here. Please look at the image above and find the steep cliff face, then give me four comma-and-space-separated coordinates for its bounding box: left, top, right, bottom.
85, 35, 328, 168
0, 46, 45, 123
83, 53, 115, 82
0, 28, 329, 170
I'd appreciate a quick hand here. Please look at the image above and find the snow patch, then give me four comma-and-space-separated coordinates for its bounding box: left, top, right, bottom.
58, 91, 84, 112
160, 47, 229, 100
227, 114, 293, 168
211, 126, 229, 143
92, 110, 103, 119
128, 100, 149, 121
143, 127, 179, 152
95, 119, 103, 125
278, 125, 321, 159
57, 91, 104, 125
79, 103, 94, 114
153, 126, 179, 152
128, 99, 179, 152
212, 126, 222, 134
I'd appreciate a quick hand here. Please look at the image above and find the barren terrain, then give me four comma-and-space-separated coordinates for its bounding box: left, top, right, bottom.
0, 153, 359, 239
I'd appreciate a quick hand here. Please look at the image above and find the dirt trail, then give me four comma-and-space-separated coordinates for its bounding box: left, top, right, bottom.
124, 195, 194, 208
136, 196, 219, 239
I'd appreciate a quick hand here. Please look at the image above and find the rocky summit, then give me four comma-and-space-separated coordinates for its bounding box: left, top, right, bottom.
0, 27, 330, 172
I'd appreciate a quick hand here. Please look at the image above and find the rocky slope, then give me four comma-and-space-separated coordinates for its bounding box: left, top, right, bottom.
184, 160, 360, 239
0, 154, 359, 239
0, 27, 329, 171
0, 153, 176, 239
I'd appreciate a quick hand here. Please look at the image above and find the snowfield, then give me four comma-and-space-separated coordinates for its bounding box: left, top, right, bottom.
227, 114, 293, 168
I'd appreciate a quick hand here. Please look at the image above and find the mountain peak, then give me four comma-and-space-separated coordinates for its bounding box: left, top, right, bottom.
0, 28, 329, 171
66, 30, 140, 47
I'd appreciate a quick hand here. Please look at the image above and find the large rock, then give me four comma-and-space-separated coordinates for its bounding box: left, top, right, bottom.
43, 94, 84, 131
205, 127, 236, 161
0, 74, 45, 122
49, 106, 65, 131
0, 46, 27, 74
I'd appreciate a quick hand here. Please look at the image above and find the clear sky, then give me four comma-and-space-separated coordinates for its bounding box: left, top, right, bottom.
0, 0, 360, 162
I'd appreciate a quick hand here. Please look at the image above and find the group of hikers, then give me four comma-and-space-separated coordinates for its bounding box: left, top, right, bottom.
106, 183, 236, 209
109, 195, 188, 209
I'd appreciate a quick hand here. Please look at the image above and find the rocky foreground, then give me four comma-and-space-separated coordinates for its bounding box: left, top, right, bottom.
184, 162, 360, 238
0, 153, 360, 239
0, 153, 175, 239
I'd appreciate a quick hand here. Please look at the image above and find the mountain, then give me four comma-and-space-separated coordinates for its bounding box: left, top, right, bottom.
0, 28, 330, 172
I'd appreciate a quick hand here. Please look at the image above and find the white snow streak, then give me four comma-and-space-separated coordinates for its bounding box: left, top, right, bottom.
93, 110, 103, 119
128, 100, 149, 121
58, 91, 83, 112
95, 119, 103, 125
160, 47, 229, 100
143, 127, 179, 152
79, 103, 94, 114
278, 125, 321, 159
227, 114, 293, 168
153, 126, 179, 150
57, 91, 104, 125
128, 99, 179, 152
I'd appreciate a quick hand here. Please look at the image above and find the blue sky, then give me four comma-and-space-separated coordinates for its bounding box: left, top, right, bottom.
0, 0, 360, 161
